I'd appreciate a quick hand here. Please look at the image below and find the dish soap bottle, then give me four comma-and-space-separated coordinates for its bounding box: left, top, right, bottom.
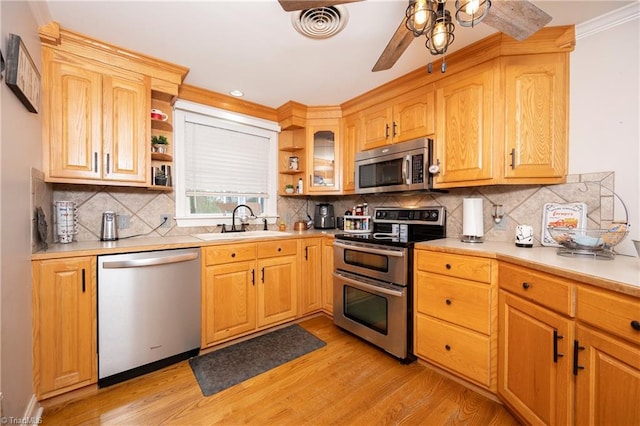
297, 178, 303, 194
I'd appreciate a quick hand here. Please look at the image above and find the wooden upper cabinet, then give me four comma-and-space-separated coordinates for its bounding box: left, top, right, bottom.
501, 54, 568, 182
341, 113, 360, 193
40, 23, 188, 188
434, 61, 496, 187
306, 108, 342, 194
361, 85, 435, 151
46, 56, 103, 180
102, 74, 150, 183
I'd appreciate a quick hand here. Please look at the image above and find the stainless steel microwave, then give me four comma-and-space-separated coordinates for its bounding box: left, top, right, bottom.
355, 138, 434, 194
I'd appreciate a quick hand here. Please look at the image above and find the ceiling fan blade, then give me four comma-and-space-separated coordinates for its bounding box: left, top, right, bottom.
278, 0, 364, 12
482, 0, 552, 41
372, 19, 415, 72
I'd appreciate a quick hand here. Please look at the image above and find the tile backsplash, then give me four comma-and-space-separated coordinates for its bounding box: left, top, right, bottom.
33, 171, 622, 250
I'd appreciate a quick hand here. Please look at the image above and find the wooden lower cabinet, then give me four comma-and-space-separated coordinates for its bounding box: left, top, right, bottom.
574, 324, 640, 425
321, 237, 334, 314
257, 254, 297, 327
299, 238, 322, 315
498, 290, 574, 425
32, 257, 97, 400
202, 240, 298, 348
203, 260, 257, 344
414, 249, 497, 392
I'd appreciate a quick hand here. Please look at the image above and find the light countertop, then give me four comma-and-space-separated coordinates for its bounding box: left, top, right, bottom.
415, 239, 640, 297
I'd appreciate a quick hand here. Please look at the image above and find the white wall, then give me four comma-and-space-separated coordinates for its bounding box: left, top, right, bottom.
569, 4, 640, 255
0, 1, 43, 416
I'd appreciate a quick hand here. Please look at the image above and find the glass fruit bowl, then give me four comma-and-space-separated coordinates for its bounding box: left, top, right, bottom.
547, 223, 629, 258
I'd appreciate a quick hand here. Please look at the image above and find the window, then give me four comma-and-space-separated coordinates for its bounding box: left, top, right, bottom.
173, 100, 280, 227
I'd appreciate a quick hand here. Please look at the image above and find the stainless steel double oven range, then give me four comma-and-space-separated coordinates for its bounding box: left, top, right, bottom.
333, 206, 446, 362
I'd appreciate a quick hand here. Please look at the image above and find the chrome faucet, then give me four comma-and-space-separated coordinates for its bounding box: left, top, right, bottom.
230, 204, 256, 232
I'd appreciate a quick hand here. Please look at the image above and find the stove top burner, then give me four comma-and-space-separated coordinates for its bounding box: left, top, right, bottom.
335, 206, 446, 247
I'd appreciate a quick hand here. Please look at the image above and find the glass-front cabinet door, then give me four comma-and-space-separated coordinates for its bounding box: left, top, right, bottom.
307, 119, 341, 194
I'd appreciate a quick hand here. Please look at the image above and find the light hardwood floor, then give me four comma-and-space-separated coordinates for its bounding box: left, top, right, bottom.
43, 315, 520, 425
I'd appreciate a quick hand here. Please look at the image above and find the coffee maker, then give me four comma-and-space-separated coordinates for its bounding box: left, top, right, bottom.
314, 203, 335, 229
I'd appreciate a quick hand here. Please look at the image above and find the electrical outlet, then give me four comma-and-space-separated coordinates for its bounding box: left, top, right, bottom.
494, 218, 507, 231
118, 214, 130, 229
160, 214, 171, 228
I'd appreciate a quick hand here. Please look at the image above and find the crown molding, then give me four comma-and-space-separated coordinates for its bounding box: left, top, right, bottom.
576, 2, 640, 40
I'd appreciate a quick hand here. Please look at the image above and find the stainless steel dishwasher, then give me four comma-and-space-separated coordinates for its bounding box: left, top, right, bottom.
98, 248, 201, 387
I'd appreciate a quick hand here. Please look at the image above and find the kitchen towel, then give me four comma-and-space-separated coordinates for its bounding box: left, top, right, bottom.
189, 324, 326, 397
462, 198, 484, 239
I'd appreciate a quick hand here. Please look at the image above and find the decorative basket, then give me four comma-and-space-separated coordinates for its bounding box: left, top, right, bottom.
546, 183, 631, 259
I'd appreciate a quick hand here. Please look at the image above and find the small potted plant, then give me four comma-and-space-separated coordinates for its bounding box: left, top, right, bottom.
154, 168, 168, 186
151, 135, 169, 153
284, 184, 295, 194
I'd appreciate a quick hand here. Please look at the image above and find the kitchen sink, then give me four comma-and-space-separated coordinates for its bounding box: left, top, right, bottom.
191, 230, 293, 241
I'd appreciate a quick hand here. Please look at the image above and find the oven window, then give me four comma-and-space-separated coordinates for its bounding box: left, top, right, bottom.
344, 285, 388, 335
343, 249, 389, 273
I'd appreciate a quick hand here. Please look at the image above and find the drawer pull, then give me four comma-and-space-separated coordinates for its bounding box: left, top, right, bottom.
553, 329, 564, 363
631, 320, 640, 331
278, 247, 282, 252
231, 252, 236, 258
445, 298, 452, 305
522, 282, 530, 290
445, 344, 451, 351
445, 263, 451, 270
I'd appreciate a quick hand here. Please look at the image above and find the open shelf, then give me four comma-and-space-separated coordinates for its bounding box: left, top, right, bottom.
151, 152, 173, 162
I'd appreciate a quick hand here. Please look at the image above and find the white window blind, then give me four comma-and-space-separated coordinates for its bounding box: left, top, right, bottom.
185, 121, 270, 198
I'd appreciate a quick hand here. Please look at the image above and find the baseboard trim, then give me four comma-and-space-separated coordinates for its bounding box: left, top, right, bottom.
22, 394, 43, 424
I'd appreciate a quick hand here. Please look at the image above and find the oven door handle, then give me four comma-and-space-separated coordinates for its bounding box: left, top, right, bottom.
333, 241, 405, 257
334, 272, 405, 297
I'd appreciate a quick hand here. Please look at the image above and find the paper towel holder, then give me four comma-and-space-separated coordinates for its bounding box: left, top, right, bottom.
461, 198, 484, 243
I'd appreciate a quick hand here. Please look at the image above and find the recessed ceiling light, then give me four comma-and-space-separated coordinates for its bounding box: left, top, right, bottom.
229, 90, 244, 97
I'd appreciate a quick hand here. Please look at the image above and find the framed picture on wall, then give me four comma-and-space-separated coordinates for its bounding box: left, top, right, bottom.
5, 33, 41, 113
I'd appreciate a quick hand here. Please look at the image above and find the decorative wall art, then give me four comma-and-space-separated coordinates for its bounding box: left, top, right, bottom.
5, 33, 41, 113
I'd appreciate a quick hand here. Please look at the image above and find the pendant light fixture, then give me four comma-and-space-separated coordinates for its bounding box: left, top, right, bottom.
455, 0, 491, 27
405, 0, 436, 37
426, 2, 455, 55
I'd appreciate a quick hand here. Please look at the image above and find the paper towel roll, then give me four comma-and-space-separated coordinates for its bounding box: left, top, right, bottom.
462, 198, 484, 241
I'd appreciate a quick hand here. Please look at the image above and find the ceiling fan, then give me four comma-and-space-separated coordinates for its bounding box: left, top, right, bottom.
278, 0, 552, 72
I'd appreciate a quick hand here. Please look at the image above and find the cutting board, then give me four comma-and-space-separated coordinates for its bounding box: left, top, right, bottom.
541, 202, 588, 247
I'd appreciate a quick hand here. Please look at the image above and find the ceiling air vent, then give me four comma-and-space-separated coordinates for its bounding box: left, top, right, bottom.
291, 6, 349, 39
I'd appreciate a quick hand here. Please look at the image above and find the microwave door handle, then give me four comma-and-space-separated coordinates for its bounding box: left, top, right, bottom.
404, 155, 411, 185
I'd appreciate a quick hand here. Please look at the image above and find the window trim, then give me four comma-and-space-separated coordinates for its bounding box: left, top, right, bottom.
173, 100, 280, 228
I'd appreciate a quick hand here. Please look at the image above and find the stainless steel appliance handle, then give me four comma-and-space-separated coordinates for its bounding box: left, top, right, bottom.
405, 154, 411, 184
334, 271, 405, 297
102, 252, 199, 269
333, 241, 405, 257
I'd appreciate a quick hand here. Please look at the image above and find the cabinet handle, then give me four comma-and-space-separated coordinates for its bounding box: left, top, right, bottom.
445, 344, 451, 351
573, 340, 585, 375
106, 153, 110, 174
445, 298, 452, 305
445, 263, 451, 270
261, 267, 265, 283
631, 320, 640, 331
93, 152, 98, 173
305, 246, 308, 260
385, 124, 390, 139
278, 247, 282, 252
522, 282, 530, 290
510, 148, 516, 169
231, 252, 236, 258
392, 122, 397, 137
553, 329, 564, 363
251, 269, 255, 286
82, 269, 86, 293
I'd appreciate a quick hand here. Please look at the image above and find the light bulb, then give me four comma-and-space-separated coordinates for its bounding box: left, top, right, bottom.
414, 0, 428, 26
465, 0, 479, 15
432, 22, 446, 49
